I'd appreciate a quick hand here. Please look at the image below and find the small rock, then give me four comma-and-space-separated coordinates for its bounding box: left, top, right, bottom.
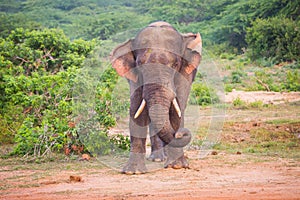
80, 153, 90, 161
69, 175, 82, 182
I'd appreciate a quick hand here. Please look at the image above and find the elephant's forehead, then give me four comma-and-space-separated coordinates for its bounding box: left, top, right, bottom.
132, 26, 183, 55
148, 21, 172, 27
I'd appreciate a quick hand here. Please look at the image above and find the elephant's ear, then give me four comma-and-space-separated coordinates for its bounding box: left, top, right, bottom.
181, 33, 202, 77
110, 39, 137, 82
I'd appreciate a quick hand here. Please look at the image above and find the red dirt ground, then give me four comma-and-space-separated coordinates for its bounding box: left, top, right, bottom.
1, 152, 300, 200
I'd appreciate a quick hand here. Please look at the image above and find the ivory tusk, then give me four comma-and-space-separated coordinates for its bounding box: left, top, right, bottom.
134, 99, 146, 119
172, 99, 182, 118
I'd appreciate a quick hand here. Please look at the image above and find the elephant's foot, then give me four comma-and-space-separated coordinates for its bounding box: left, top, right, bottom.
147, 148, 166, 162
122, 153, 147, 175
164, 155, 189, 169
164, 146, 189, 169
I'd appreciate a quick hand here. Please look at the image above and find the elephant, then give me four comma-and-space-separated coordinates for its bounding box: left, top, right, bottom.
110, 21, 202, 174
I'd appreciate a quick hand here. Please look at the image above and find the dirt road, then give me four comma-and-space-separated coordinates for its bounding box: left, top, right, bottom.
225, 90, 300, 104
1, 152, 300, 200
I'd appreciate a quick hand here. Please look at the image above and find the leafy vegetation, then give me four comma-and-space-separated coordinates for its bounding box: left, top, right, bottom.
0, 28, 127, 157
221, 54, 299, 92
0, 28, 94, 155
0, 0, 153, 40
232, 97, 266, 109
189, 82, 219, 106
246, 17, 300, 63
1, 0, 299, 54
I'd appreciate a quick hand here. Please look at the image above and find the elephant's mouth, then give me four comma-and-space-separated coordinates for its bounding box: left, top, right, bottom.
134, 98, 181, 119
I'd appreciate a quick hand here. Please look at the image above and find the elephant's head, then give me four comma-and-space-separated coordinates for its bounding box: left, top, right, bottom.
110, 21, 202, 148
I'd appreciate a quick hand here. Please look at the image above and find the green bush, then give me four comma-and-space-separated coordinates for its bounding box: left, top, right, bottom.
283, 70, 300, 91
232, 96, 247, 108
255, 57, 277, 67
231, 70, 244, 83
189, 82, 219, 106
1, 28, 130, 157
284, 61, 300, 69
220, 53, 236, 60
249, 100, 264, 109
0, 28, 97, 156
253, 70, 282, 92
225, 84, 233, 92
246, 17, 300, 63
110, 134, 130, 151
9, 67, 78, 156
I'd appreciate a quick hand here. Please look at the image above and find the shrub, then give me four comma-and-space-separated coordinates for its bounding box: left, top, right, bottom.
6, 66, 84, 156
232, 96, 247, 108
110, 134, 130, 151
255, 57, 277, 67
253, 70, 281, 92
283, 70, 300, 91
189, 82, 219, 106
246, 17, 300, 63
284, 61, 300, 69
220, 53, 235, 60
225, 84, 233, 92
0, 28, 98, 156
249, 100, 264, 109
231, 70, 244, 83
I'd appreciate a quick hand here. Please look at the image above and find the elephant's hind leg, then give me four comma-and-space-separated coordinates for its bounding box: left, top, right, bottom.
147, 134, 166, 162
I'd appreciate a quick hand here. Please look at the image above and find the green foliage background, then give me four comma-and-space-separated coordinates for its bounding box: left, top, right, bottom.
0, 0, 299, 157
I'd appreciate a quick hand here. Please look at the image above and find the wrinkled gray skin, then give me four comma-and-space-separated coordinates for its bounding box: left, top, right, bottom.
110, 21, 202, 174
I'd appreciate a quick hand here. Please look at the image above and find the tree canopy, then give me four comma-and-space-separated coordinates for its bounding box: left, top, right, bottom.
1, 0, 299, 50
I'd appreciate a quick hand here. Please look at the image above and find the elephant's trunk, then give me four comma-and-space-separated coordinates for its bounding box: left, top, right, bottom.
140, 83, 191, 147
144, 84, 174, 144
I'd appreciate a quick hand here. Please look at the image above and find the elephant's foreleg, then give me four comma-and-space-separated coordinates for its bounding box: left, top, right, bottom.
164, 128, 190, 169
122, 117, 148, 174
164, 145, 189, 169
164, 71, 194, 169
